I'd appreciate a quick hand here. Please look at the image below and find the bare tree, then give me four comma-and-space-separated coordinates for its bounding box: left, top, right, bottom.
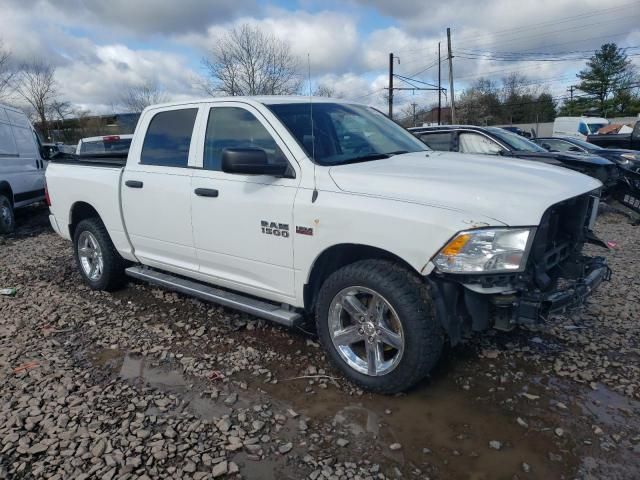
314, 84, 335, 97
119, 82, 169, 113
14, 60, 57, 136
48, 100, 74, 142
0, 41, 14, 101
201, 24, 302, 96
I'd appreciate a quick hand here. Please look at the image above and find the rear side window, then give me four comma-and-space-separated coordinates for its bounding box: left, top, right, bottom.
0, 122, 17, 155
418, 132, 452, 151
11, 126, 38, 156
203, 107, 287, 171
80, 138, 132, 154
141, 108, 197, 167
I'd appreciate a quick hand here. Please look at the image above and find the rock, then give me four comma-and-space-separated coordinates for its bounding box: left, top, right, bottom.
521, 393, 540, 400
217, 418, 232, 433
389, 443, 402, 451
489, 440, 502, 450
336, 438, 349, 447
517, 417, 528, 428
278, 442, 293, 454
90, 439, 106, 458
29, 443, 48, 455
212, 460, 228, 477
522, 462, 531, 473
555, 428, 564, 437
224, 393, 238, 405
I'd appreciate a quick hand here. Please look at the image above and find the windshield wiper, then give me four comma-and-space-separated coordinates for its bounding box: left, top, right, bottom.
339, 150, 411, 165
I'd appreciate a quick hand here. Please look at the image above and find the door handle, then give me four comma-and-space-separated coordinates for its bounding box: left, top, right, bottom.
194, 188, 219, 197
125, 180, 144, 188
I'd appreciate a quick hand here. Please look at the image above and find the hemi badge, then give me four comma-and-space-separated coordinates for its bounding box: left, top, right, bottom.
296, 226, 313, 236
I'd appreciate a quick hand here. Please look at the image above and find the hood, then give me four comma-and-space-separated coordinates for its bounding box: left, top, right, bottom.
328, 151, 601, 226
513, 150, 612, 166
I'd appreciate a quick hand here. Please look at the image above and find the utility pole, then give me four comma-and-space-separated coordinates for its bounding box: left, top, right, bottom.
567, 85, 576, 115
388, 52, 394, 119
438, 42, 442, 125
411, 102, 418, 127
447, 28, 456, 124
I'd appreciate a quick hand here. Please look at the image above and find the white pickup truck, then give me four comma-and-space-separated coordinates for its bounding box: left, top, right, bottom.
46, 97, 610, 393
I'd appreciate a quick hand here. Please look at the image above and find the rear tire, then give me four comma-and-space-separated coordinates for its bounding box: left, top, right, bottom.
73, 218, 127, 291
0, 195, 15, 234
315, 259, 444, 394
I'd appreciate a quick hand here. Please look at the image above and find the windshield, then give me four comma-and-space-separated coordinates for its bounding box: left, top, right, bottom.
80, 138, 132, 154
267, 102, 428, 166
486, 127, 547, 153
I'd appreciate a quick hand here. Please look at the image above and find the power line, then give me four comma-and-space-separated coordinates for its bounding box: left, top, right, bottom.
454, 1, 640, 48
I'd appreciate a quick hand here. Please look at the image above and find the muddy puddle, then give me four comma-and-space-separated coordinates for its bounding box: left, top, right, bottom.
90, 345, 640, 479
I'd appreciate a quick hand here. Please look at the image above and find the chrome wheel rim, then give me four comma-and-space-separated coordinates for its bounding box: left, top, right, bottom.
77, 231, 104, 281
329, 286, 404, 376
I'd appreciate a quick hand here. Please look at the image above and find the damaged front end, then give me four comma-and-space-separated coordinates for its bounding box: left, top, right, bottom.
614, 167, 640, 215
428, 192, 611, 345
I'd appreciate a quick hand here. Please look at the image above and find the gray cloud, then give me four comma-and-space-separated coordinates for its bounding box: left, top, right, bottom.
5, 0, 257, 35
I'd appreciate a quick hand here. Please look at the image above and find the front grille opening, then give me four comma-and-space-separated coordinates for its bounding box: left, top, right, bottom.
529, 193, 594, 289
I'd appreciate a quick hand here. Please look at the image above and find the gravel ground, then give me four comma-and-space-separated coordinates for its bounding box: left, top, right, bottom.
1, 204, 639, 479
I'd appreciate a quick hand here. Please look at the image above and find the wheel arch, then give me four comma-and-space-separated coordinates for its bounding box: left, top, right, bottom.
0, 181, 14, 205
68, 201, 102, 239
303, 243, 420, 313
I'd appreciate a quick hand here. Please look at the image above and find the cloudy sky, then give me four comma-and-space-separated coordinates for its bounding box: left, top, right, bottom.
1, 0, 639, 115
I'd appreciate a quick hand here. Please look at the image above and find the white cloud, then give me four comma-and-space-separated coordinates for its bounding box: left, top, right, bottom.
55, 45, 201, 112
182, 9, 361, 75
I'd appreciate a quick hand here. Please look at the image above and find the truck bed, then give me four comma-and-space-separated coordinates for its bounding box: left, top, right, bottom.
49, 151, 127, 168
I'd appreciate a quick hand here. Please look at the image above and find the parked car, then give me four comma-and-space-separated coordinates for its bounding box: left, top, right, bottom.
534, 136, 640, 170
587, 120, 640, 150
46, 97, 610, 393
76, 134, 133, 155
42, 142, 76, 159
553, 116, 609, 139
410, 125, 620, 191
0, 104, 47, 233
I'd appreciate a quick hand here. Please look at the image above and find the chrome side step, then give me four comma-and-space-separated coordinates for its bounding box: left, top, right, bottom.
125, 266, 302, 328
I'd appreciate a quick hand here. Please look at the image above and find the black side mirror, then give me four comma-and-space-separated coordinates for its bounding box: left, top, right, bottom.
541, 143, 552, 151
222, 148, 287, 176
40, 146, 51, 160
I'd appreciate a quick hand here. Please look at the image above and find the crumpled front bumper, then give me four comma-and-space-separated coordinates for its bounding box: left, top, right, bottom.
514, 256, 611, 324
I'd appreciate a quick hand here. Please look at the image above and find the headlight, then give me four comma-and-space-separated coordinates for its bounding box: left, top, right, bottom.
620, 153, 637, 164
433, 228, 534, 273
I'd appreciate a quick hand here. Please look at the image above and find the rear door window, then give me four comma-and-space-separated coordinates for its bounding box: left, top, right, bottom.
418, 132, 452, 151
141, 108, 198, 167
541, 139, 575, 153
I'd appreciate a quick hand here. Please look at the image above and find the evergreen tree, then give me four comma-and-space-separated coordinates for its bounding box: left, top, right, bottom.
577, 43, 631, 113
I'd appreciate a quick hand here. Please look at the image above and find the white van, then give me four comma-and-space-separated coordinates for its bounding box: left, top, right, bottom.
552, 116, 609, 139
0, 104, 46, 233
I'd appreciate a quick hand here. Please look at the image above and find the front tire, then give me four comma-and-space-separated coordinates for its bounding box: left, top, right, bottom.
0, 195, 15, 234
73, 218, 127, 291
315, 260, 444, 394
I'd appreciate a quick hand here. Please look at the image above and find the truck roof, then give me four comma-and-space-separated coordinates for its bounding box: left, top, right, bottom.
143, 95, 361, 112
